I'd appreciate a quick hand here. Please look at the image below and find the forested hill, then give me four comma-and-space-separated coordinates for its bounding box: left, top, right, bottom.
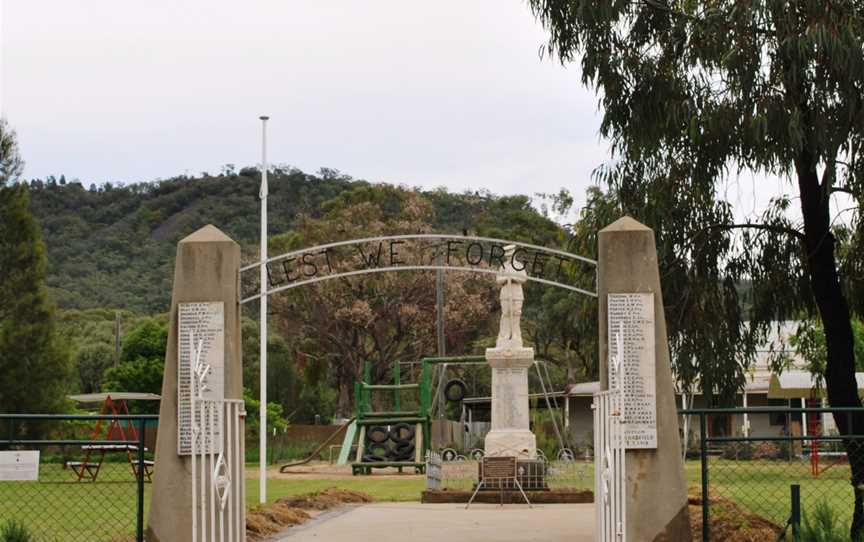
26, 168, 534, 313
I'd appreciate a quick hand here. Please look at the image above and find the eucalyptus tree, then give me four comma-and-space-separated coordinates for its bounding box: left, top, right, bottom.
0, 119, 24, 186
528, 0, 864, 533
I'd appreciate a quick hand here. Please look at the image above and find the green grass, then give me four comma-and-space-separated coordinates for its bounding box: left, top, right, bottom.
686, 458, 854, 528
246, 476, 425, 507
0, 463, 149, 542
0, 459, 855, 541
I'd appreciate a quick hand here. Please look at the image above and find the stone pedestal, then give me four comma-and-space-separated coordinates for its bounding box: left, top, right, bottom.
484, 347, 537, 459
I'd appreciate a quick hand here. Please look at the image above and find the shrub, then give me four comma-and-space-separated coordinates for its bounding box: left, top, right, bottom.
751, 441, 781, 460
721, 442, 754, 460
797, 500, 863, 542
0, 520, 35, 542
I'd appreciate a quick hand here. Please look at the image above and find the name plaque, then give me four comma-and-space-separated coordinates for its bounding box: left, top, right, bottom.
177, 302, 225, 455
0, 451, 39, 481
608, 293, 657, 449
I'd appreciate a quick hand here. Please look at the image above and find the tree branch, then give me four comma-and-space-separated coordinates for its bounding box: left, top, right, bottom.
831, 186, 855, 196
697, 223, 805, 241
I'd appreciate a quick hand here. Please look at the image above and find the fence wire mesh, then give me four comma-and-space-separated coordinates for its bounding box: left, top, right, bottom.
683, 407, 864, 542
0, 414, 156, 542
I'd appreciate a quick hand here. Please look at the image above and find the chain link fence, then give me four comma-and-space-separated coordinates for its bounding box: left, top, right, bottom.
0, 414, 157, 542
683, 407, 864, 541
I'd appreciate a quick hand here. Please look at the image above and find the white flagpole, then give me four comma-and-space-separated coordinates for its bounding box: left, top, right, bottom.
258, 115, 269, 504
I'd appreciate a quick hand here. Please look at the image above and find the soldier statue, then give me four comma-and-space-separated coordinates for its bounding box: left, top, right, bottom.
496, 245, 527, 349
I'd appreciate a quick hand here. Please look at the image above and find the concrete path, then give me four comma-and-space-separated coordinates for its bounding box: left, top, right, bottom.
273, 502, 595, 542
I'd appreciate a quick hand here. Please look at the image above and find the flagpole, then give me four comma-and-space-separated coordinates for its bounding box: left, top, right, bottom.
258, 115, 269, 504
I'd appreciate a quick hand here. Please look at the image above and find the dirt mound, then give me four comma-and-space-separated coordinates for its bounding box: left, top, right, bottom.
246, 487, 375, 540
277, 487, 375, 510
246, 505, 311, 539
688, 495, 783, 542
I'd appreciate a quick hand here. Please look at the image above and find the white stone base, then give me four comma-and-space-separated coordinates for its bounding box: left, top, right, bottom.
484, 429, 537, 459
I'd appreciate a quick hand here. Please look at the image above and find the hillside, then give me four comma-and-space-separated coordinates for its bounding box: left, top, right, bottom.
25, 168, 507, 313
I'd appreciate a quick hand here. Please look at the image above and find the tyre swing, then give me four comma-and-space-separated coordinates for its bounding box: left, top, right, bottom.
443, 379, 468, 403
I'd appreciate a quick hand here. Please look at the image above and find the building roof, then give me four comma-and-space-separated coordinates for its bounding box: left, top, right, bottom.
768, 371, 864, 399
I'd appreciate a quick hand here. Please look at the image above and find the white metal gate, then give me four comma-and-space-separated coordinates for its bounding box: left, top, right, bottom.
190, 337, 246, 542
593, 388, 625, 541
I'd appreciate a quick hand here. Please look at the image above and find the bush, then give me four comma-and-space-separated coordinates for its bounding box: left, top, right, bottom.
721, 442, 753, 460
797, 500, 863, 542
751, 441, 781, 460
0, 520, 35, 542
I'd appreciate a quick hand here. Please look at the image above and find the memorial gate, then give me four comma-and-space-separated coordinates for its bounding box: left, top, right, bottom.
146, 214, 690, 541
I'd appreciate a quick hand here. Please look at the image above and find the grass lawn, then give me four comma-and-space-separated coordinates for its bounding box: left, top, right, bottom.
0, 459, 855, 541
686, 458, 854, 527
245, 476, 425, 507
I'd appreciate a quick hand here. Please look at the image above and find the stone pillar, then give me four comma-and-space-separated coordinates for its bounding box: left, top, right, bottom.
598, 217, 691, 542
148, 225, 243, 542
484, 347, 537, 459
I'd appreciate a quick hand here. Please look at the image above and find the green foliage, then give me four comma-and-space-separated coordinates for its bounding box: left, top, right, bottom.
0, 183, 71, 416
0, 119, 24, 187
0, 520, 35, 542
527, 0, 864, 409
75, 343, 115, 393
102, 358, 163, 403
243, 388, 289, 440
792, 318, 864, 378
99, 318, 168, 412
120, 318, 167, 363
27, 167, 356, 312
798, 500, 864, 542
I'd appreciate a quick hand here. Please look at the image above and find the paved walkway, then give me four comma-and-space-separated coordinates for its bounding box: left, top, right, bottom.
273, 502, 595, 542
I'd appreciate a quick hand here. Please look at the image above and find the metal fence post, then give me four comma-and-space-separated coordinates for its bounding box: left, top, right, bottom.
700, 412, 709, 542
137, 418, 146, 542
790, 484, 801, 540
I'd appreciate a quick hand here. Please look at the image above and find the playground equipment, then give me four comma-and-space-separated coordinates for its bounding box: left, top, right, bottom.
278, 417, 356, 472
348, 358, 427, 475
336, 354, 574, 474
65, 392, 159, 482
340, 355, 485, 474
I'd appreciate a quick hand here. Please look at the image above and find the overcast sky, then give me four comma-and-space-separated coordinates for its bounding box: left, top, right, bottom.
0, 1, 611, 207
1, 0, 808, 221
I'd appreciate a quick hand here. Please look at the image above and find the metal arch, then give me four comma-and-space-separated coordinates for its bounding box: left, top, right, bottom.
239, 233, 597, 273
241, 264, 596, 304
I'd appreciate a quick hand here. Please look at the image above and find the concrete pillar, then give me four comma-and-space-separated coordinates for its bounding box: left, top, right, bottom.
598, 216, 691, 542
147, 225, 243, 542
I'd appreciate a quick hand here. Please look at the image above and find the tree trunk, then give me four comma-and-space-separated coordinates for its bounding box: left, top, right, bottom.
336, 376, 352, 419
796, 151, 864, 538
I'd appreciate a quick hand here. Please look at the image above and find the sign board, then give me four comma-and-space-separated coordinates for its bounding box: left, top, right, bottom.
178, 302, 225, 455
425, 451, 442, 490
608, 293, 657, 449
0, 451, 39, 481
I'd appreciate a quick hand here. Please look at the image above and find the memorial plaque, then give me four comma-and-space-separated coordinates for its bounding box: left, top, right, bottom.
177, 302, 225, 455
0, 451, 39, 481
608, 293, 657, 449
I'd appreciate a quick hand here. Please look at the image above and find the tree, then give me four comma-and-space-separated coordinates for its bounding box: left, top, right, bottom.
101, 318, 168, 413
792, 318, 864, 377
528, 1, 864, 533
0, 183, 71, 417
75, 343, 115, 394
0, 119, 23, 186
266, 185, 496, 416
